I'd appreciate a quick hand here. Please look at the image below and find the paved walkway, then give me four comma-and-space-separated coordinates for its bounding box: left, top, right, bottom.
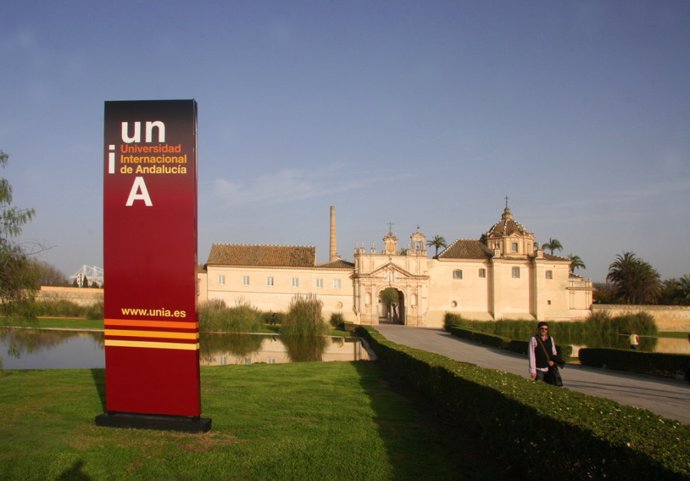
374, 324, 690, 425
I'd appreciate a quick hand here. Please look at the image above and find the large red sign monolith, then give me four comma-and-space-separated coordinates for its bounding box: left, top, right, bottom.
96, 99, 210, 432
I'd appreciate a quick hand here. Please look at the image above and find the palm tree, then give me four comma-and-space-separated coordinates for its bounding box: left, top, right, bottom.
426, 235, 447, 257
567, 254, 586, 274
542, 238, 563, 255
661, 274, 690, 305
606, 251, 661, 304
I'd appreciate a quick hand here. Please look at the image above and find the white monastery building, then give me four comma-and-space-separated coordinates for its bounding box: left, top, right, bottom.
198, 205, 593, 327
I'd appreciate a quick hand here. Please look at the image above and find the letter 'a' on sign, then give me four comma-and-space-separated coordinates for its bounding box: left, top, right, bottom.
95, 100, 211, 433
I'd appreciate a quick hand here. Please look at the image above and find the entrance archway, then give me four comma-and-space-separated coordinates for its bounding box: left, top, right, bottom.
378, 288, 405, 325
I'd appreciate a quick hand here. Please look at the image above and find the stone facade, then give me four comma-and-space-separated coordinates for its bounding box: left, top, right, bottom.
199, 244, 354, 319
36, 286, 104, 306
199, 206, 593, 327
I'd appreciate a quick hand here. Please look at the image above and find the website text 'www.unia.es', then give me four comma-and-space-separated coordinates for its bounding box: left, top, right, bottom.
120, 307, 187, 318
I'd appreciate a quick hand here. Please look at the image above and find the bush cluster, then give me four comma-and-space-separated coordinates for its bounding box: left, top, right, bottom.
357, 326, 690, 480
198, 299, 264, 333
329, 312, 345, 330
445, 313, 688, 382
27, 300, 103, 320
444, 320, 572, 358
280, 294, 327, 337
579, 348, 690, 382
444, 312, 658, 349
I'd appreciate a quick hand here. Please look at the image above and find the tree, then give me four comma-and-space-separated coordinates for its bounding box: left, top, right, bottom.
606, 251, 661, 305
660, 275, 690, 305
542, 238, 563, 255
592, 282, 618, 304
0, 150, 36, 315
567, 254, 586, 274
426, 235, 447, 257
26, 260, 68, 287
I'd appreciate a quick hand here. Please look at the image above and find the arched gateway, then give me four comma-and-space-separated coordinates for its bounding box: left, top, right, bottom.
378, 287, 405, 324
353, 228, 429, 326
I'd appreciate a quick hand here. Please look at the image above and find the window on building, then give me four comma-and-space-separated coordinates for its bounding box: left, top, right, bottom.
512, 267, 520, 278
316, 278, 324, 288
545, 270, 553, 280
478, 268, 486, 278
267, 276, 274, 286
242, 275, 250, 286
291, 277, 299, 288
333, 278, 341, 289
452, 269, 463, 279
218, 275, 225, 285
512, 242, 519, 252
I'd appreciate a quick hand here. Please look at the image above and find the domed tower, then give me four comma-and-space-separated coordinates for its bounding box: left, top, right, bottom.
483, 202, 535, 258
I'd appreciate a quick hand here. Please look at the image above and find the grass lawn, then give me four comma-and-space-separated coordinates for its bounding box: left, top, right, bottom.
1, 318, 104, 330
0, 362, 504, 481
657, 331, 690, 339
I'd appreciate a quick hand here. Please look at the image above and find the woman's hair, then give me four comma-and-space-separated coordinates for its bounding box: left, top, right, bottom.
537, 321, 549, 329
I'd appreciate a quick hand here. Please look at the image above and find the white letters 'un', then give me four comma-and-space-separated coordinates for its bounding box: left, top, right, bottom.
121, 121, 166, 143
126, 177, 153, 206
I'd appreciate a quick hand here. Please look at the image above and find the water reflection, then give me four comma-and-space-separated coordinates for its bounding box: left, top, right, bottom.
199, 333, 371, 365
0, 328, 104, 370
0, 328, 371, 369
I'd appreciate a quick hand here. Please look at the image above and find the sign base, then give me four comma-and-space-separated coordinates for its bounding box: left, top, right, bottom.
95, 412, 211, 433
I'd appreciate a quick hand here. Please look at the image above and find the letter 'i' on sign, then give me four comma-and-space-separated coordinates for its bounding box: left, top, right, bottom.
96, 100, 211, 433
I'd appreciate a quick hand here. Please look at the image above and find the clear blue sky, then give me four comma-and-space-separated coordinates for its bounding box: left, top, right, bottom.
1, 1, 689, 283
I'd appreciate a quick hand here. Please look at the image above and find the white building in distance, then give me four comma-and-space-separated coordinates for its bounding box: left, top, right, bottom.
198, 205, 592, 327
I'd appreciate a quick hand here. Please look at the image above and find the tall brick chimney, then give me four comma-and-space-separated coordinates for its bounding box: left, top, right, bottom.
329, 205, 338, 262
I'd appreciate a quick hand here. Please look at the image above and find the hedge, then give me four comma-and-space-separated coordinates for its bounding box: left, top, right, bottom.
579, 348, 690, 383
356, 326, 690, 480
446, 324, 573, 358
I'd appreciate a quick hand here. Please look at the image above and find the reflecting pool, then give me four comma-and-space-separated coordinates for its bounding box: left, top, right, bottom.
0, 328, 371, 370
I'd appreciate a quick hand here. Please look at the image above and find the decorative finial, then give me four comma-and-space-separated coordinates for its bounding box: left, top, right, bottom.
387, 221, 394, 234
505, 195, 509, 209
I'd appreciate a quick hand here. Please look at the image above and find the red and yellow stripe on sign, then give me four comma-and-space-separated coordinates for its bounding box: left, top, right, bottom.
104, 319, 199, 351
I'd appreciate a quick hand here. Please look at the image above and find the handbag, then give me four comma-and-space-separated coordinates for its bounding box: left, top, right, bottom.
544, 364, 563, 386
536, 336, 563, 387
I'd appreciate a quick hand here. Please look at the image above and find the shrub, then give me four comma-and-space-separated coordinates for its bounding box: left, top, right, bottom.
329, 312, 345, 330
281, 294, 327, 337
32, 300, 85, 318
443, 312, 658, 350
584, 311, 657, 349
579, 348, 690, 382
85, 302, 104, 320
198, 299, 264, 333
